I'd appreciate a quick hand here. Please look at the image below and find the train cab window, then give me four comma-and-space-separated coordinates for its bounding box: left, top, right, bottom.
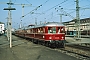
52, 27, 56, 33
48, 27, 56, 34
57, 27, 65, 33
48, 27, 53, 33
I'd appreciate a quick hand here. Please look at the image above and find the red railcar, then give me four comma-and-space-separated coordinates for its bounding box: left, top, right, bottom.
15, 22, 65, 48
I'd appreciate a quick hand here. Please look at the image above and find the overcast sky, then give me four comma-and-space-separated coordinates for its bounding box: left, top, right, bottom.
0, 0, 90, 29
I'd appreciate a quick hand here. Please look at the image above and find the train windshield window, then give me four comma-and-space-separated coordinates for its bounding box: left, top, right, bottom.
61, 27, 65, 33
48, 27, 56, 34
58, 27, 60, 33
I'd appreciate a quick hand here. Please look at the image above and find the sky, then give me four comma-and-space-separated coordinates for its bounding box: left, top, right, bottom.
0, 0, 90, 29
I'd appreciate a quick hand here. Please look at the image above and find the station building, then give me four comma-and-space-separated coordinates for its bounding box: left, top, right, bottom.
63, 18, 90, 35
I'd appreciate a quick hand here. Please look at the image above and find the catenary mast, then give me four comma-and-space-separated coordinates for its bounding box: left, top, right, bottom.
4, 0, 16, 48
76, 0, 80, 39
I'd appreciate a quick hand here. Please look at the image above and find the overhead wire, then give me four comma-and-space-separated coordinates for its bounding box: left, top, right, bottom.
43, 0, 75, 21
78, 0, 90, 18
56, 0, 76, 20
42, 0, 50, 5
80, 9, 85, 18
25, 0, 32, 5
20, 0, 90, 24
39, 0, 69, 17
61, 0, 75, 8
80, 0, 90, 18
21, 0, 49, 18
62, 3, 76, 10
44, 0, 69, 13
13, 0, 16, 3
20, 0, 50, 24
79, 0, 90, 9
32, 0, 50, 13
36, 0, 69, 19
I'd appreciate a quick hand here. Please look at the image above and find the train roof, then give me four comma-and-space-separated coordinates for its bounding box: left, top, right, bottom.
34, 22, 64, 28
44, 22, 64, 26
24, 22, 64, 30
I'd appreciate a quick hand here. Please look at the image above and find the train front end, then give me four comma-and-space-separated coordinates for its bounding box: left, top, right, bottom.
44, 22, 65, 48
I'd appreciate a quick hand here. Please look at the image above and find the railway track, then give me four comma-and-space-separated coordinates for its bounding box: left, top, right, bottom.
26, 39, 90, 60
14, 35, 90, 60
36, 42, 89, 60
66, 44, 90, 51
48, 47, 90, 60
45, 43, 90, 60
51, 45, 90, 60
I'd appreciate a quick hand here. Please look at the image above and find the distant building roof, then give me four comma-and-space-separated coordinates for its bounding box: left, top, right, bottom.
63, 18, 90, 25
0, 22, 4, 24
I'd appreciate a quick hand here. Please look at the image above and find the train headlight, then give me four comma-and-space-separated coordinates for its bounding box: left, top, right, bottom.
61, 28, 63, 31
62, 37, 64, 39
49, 37, 52, 39
43, 36, 45, 38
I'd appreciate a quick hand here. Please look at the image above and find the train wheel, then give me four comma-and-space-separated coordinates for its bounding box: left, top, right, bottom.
55, 44, 59, 48
41, 41, 45, 46
33, 39, 38, 44
30, 38, 33, 42
35, 39, 38, 44
38, 40, 42, 45
61, 42, 65, 48
50, 44, 55, 48
45, 41, 49, 47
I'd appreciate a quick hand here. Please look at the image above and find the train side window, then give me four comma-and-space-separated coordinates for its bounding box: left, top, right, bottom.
37, 28, 44, 33
30, 29, 33, 33
40, 28, 43, 33
43, 28, 45, 33
36, 29, 38, 33
38, 28, 40, 33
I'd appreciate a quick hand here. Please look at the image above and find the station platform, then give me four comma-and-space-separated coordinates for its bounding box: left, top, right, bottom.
65, 36, 90, 44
